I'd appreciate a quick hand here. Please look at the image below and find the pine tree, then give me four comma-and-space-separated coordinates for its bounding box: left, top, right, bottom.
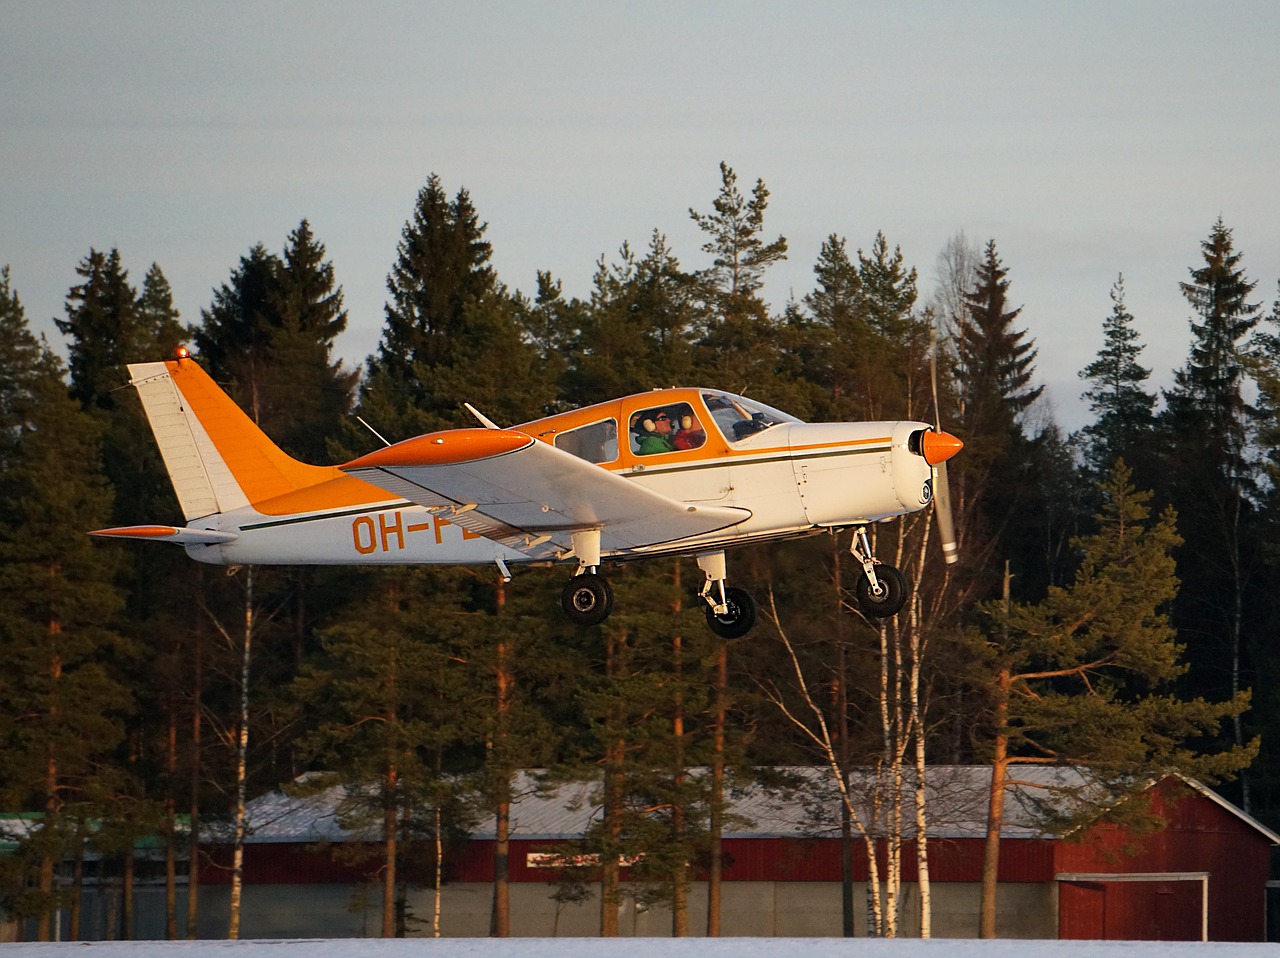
971, 462, 1255, 936
293, 568, 482, 937
687, 162, 788, 397
1078, 275, 1157, 483
0, 282, 131, 938
1247, 280, 1280, 824
565, 233, 696, 406
53, 252, 193, 937
802, 234, 869, 420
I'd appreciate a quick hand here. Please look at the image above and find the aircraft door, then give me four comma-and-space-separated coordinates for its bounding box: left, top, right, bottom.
622, 398, 732, 503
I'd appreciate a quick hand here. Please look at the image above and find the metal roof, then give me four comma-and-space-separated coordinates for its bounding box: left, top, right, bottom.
233, 765, 1275, 846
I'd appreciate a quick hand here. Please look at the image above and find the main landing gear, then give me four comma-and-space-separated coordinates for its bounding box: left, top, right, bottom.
557, 531, 760, 638
560, 529, 615, 627
851, 526, 907, 618
558, 529, 907, 633
561, 571, 614, 626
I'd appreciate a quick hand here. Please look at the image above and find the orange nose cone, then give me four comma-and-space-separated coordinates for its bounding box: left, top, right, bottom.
921, 430, 963, 466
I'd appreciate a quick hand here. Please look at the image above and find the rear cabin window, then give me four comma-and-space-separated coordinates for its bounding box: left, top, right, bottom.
627, 402, 707, 456
554, 419, 618, 464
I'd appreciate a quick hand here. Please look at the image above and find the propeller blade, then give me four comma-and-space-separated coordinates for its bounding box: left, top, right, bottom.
934, 460, 958, 565
929, 325, 960, 565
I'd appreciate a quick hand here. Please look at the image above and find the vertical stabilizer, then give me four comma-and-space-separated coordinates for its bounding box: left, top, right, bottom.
127, 359, 340, 519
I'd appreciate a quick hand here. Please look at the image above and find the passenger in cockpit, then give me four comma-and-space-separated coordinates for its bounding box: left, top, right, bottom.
673, 411, 706, 450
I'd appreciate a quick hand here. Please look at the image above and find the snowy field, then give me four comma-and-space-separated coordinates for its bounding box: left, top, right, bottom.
1, 940, 1277, 957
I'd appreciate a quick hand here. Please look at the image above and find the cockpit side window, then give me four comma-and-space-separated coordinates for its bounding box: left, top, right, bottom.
554, 419, 618, 464
628, 402, 707, 456
701, 392, 798, 443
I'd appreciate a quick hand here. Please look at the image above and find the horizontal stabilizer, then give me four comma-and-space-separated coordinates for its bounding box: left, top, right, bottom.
89, 525, 239, 545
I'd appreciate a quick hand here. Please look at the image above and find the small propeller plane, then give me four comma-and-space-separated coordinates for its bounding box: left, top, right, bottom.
91, 352, 962, 638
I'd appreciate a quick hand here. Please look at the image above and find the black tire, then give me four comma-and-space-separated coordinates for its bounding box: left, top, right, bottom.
855, 564, 908, 618
561, 573, 614, 626
705, 586, 757, 639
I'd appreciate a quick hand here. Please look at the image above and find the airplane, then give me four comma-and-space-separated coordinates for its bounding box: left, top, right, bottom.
91, 351, 963, 638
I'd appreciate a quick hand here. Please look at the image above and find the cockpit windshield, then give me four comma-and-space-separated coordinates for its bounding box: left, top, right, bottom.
701, 391, 800, 443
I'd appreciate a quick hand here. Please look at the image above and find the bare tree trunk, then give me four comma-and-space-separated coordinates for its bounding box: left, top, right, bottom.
165, 704, 178, 939
186, 610, 204, 940
491, 598, 512, 938
910, 634, 932, 939
671, 572, 689, 937
706, 638, 727, 937
39, 637, 62, 943
979, 566, 1014, 939
491, 797, 510, 937
433, 802, 443, 938
227, 568, 254, 940
834, 550, 855, 937
122, 844, 135, 940
70, 827, 84, 941
600, 632, 622, 938
979, 669, 1010, 939
382, 765, 398, 937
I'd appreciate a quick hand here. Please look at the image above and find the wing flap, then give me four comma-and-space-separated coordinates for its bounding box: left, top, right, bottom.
341, 428, 750, 557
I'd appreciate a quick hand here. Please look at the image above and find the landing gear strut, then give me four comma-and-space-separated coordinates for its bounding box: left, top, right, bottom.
698, 551, 757, 639
850, 526, 907, 618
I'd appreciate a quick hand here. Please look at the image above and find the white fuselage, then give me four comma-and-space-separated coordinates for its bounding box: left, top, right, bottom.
185, 420, 935, 568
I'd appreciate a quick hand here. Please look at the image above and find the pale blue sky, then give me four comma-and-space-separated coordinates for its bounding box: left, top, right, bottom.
4, 1, 1278, 430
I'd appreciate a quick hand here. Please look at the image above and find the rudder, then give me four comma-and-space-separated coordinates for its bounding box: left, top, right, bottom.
128, 358, 340, 519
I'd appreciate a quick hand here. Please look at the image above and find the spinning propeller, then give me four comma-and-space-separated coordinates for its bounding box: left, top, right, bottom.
930, 329, 960, 565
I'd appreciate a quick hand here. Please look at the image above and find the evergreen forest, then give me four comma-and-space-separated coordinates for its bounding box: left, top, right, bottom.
1, 165, 1277, 939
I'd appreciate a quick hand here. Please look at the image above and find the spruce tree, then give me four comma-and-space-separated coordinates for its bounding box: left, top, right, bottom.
367, 174, 497, 430
1078, 274, 1157, 484
56, 248, 142, 411
197, 224, 354, 460
954, 240, 1042, 452
952, 240, 1073, 597
1156, 218, 1264, 810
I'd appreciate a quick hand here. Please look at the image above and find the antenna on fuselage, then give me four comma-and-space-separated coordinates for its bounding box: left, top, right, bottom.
465, 403, 501, 430
356, 416, 392, 448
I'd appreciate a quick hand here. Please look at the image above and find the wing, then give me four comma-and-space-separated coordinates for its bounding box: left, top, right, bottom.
341, 428, 750, 559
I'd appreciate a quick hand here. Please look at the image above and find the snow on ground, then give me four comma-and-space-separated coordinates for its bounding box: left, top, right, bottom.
0, 940, 1276, 957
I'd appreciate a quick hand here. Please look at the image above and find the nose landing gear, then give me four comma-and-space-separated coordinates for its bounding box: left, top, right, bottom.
851, 526, 907, 618
697, 551, 757, 639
